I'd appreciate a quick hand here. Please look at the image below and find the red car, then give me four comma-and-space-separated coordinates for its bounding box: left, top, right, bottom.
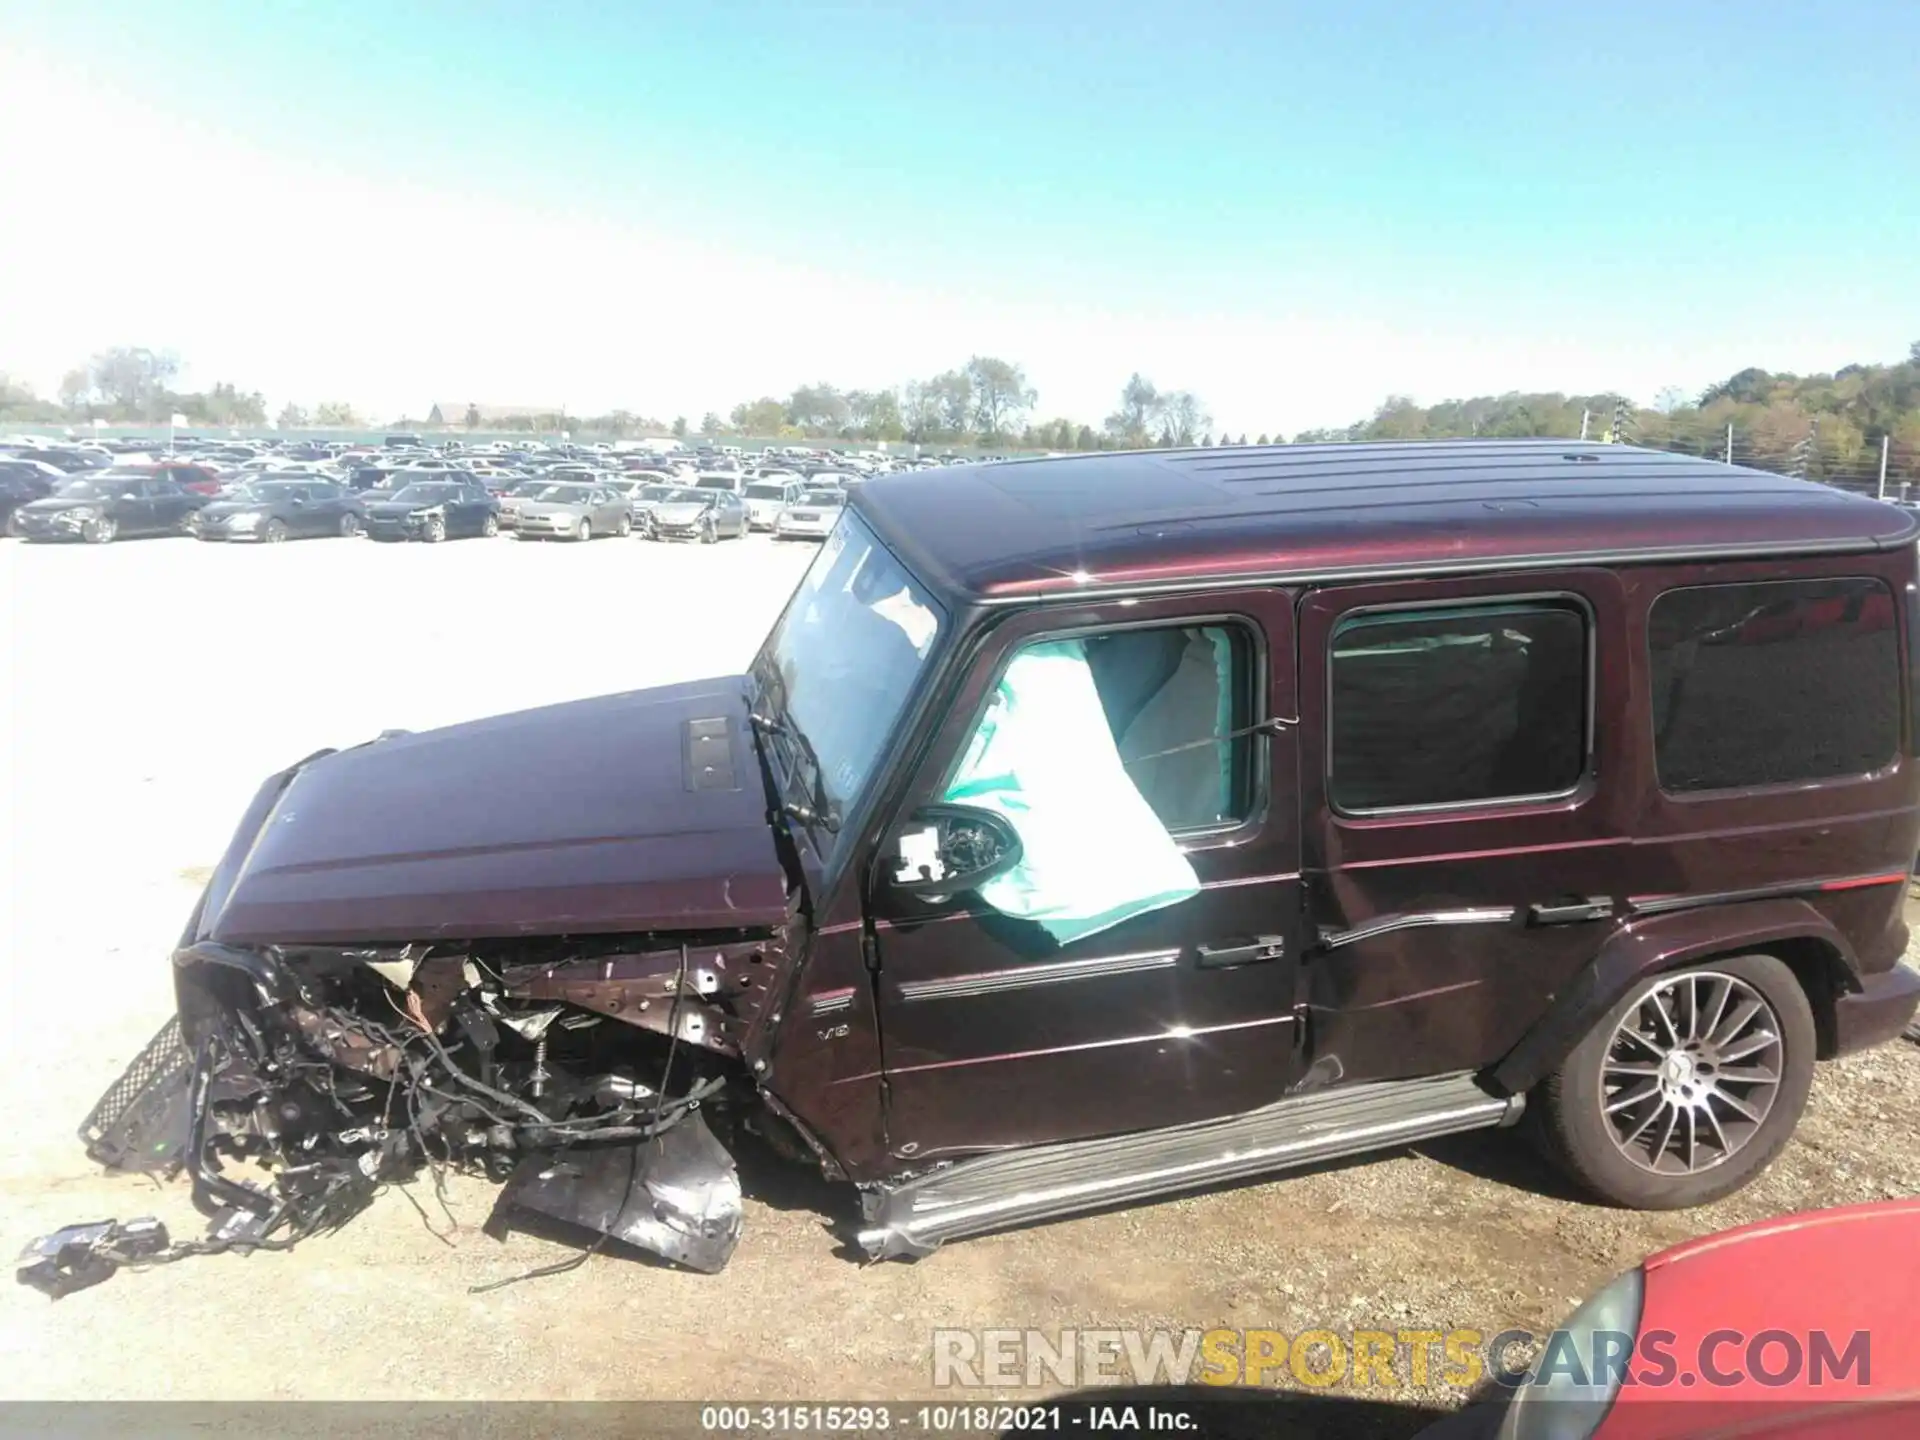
1426, 1199, 1920, 1438
99, 460, 225, 496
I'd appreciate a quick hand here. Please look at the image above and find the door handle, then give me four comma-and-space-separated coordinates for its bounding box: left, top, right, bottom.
1194, 935, 1287, 968
1527, 897, 1614, 925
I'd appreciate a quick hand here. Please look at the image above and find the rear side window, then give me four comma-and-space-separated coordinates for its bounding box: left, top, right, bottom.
1648, 578, 1899, 792
1329, 602, 1589, 812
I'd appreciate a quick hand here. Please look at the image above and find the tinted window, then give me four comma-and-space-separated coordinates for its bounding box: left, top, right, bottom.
1648, 578, 1899, 792
1330, 602, 1588, 812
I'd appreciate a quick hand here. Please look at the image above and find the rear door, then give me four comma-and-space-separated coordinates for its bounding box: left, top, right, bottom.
867, 589, 1304, 1160
119, 478, 161, 532
308, 483, 349, 535
1295, 569, 1630, 1084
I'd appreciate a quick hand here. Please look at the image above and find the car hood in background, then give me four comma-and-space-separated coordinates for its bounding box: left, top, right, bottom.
197, 501, 274, 519
20, 498, 105, 514
653, 503, 712, 524
514, 501, 591, 517
203, 676, 787, 946
363, 501, 437, 518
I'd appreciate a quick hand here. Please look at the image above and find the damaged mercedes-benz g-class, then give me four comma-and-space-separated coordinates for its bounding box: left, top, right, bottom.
30, 440, 1920, 1296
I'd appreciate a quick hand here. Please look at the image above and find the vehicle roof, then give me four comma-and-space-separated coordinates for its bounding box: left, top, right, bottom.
851, 440, 1920, 602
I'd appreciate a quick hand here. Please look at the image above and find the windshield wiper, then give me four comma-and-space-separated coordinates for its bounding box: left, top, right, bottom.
748, 682, 840, 834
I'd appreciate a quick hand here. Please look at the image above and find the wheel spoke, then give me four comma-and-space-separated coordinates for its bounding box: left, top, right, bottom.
1713, 1088, 1762, 1123
1701, 976, 1732, 1041
1652, 1105, 1679, 1168
1646, 992, 1682, 1048
1623, 1097, 1668, 1148
1700, 1102, 1732, 1157
1617, 1027, 1665, 1057
1717, 1031, 1779, 1065
1605, 1080, 1661, 1114
1714, 1063, 1779, 1085
1709, 998, 1764, 1047
1603, 1062, 1663, 1078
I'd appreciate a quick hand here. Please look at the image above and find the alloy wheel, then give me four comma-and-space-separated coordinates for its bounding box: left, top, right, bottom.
1599, 970, 1783, 1176
265, 519, 288, 543
482, 514, 498, 538
577, 518, 592, 541
340, 513, 361, 537
86, 515, 117, 544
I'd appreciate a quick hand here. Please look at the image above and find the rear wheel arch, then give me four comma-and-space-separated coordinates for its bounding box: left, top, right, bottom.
1490, 900, 1859, 1095
1754, 935, 1854, 1059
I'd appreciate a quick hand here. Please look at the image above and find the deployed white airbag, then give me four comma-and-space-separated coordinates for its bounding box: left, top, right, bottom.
943, 639, 1200, 945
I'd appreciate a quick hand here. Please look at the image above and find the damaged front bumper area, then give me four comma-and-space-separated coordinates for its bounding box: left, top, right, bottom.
23, 934, 775, 1297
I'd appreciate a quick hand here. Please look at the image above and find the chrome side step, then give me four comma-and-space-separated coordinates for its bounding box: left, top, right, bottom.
857, 1071, 1521, 1260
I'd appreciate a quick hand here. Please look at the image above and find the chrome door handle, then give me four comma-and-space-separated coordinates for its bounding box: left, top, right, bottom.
1195, 935, 1287, 968
1527, 897, 1613, 925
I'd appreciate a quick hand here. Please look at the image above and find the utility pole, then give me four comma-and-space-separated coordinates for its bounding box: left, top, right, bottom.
1725, 423, 1734, 465
1791, 419, 1818, 479
1609, 397, 1630, 444
1579, 408, 1590, 441
1879, 434, 1892, 499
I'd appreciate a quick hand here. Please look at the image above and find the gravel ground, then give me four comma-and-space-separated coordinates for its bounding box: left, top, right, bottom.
0, 530, 1915, 1407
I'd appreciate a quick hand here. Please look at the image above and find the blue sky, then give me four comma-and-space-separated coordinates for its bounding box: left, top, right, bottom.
5, 0, 1917, 432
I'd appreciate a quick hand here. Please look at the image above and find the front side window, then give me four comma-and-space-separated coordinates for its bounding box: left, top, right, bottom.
1330, 601, 1589, 812
931, 622, 1254, 945
1648, 578, 1899, 793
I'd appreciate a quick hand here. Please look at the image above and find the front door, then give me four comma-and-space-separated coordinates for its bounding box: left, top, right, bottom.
867, 590, 1305, 1161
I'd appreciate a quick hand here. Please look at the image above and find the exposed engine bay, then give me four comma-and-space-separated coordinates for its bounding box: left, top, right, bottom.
22, 931, 787, 1297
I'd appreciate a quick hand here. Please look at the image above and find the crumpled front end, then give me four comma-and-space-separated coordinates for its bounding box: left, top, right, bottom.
24, 925, 794, 1297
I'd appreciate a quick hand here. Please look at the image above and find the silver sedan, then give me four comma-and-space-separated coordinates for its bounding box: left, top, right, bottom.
508, 482, 633, 541
773, 487, 846, 540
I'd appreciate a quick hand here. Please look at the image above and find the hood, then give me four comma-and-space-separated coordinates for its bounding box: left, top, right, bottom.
203, 676, 790, 946
364, 499, 437, 517
654, 502, 711, 522
515, 500, 587, 516
199, 500, 271, 518
23, 496, 106, 513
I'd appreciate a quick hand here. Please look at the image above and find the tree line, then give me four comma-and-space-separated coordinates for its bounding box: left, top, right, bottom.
715, 358, 1216, 450
8, 344, 1918, 485
0, 347, 368, 431
1298, 343, 1920, 486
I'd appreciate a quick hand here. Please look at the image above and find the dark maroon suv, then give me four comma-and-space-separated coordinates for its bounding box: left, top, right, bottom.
50, 440, 1920, 1290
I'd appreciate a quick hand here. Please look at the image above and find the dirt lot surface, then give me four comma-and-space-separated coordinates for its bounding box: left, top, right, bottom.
1, 531, 1916, 1408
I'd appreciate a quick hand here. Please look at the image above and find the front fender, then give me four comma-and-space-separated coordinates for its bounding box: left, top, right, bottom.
1488, 899, 1858, 1096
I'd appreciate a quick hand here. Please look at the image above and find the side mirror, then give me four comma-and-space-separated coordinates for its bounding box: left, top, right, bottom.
887, 804, 1022, 899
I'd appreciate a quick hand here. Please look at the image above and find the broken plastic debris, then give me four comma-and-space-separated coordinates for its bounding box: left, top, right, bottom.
18, 1218, 171, 1299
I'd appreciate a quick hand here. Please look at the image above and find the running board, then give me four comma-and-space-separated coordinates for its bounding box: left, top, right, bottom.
857, 1071, 1521, 1260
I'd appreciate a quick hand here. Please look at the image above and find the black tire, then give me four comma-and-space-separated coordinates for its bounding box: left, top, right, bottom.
263, 518, 289, 544
482, 514, 499, 538
424, 515, 446, 544
339, 513, 361, 538
84, 514, 117, 544
1531, 952, 1815, 1209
